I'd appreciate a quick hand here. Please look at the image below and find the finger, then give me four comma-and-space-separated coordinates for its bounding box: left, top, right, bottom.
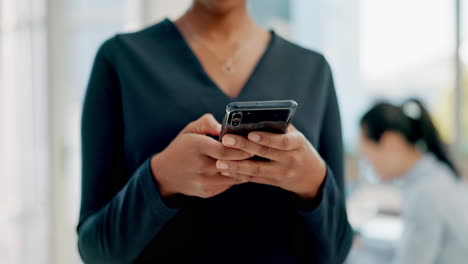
245, 175, 278, 187
200, 173, 248, 185
194, 134, 254, 160
288, 124, 298, 131
246, 130, 304, 151
216, 159, 280, 181
221, 134, 284, 161
197, 155, 222, 174
220, 171, 278, 187
219, 171, 249, 181
184, 113, 221, 136
197, 184, 232, 199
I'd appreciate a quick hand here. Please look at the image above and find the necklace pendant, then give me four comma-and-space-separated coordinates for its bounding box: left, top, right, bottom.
222, 59, 234, 74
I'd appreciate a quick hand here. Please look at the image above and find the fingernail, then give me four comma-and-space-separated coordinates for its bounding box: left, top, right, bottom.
216, 161, 229, 169
223, 136, 236, 146
248, 133, 260, 142
221, 171, 231, 176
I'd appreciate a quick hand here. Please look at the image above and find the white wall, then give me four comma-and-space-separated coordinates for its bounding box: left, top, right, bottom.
142, 0, 191, 26
0, 0, 50, 263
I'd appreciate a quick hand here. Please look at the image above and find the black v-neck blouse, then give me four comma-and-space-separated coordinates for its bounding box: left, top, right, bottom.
78, 19, 353, 264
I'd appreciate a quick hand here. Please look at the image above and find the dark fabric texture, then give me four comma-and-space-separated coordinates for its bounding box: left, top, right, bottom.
77, 19, 353, 264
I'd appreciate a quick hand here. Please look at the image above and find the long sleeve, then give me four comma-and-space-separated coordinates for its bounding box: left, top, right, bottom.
293, 59, 353, 263
396, 193, 442, 264
77, 39, 179, 264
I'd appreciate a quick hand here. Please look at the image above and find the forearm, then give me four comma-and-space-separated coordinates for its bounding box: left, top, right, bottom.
77, 158, 180, 263
295, 168, 353, 263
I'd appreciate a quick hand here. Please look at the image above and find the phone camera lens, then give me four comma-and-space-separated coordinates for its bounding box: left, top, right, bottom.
231, 112, 242, 126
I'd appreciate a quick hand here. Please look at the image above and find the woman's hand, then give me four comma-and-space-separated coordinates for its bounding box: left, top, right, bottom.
216, 125, 327, 200
151, 114, 253, 199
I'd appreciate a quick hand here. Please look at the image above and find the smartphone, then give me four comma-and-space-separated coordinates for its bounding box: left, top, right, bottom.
220, 100, 298, 160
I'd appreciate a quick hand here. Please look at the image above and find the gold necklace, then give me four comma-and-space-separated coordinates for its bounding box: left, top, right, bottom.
182, 20, 247, 75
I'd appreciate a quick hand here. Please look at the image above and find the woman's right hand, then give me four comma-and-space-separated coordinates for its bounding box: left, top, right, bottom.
150, 114, 253, 199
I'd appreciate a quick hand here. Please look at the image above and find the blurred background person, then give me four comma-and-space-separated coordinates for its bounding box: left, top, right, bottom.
356, 98, 468, 264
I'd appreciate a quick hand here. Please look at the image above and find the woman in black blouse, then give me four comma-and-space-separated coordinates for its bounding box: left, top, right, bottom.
77, 0, 353, 263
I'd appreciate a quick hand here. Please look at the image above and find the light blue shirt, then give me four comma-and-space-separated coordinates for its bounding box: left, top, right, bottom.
395, 154, 468, 264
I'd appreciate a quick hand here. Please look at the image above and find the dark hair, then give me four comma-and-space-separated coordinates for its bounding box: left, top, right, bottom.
360, 98, 459, 178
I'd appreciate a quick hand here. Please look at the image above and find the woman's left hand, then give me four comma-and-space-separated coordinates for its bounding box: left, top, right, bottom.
216, 125, 327, 200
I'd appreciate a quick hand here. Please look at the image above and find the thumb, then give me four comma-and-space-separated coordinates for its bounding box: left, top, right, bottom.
183, 113, 222, 136
288, 123, 298, 132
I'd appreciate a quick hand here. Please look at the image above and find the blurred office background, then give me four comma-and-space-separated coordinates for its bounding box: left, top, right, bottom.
0, 0, 467, 263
